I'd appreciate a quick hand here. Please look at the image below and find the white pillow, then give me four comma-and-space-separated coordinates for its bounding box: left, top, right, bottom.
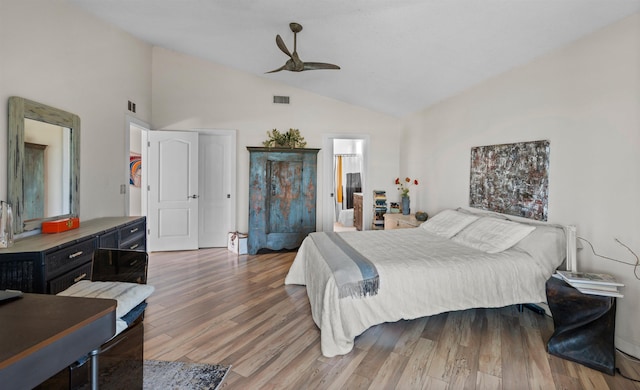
58, 280, 155, 319
420, 209, 480, 238
513, 225, 566, 268
452, 217, 536, 253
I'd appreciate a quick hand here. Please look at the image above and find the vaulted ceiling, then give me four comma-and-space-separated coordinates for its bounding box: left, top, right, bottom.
69, 0, 640, 117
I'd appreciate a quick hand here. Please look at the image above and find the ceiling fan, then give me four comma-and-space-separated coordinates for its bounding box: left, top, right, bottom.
266, 22, 340, 73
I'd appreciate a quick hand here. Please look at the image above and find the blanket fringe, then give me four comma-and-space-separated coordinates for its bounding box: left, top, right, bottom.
338, 276, 380, 299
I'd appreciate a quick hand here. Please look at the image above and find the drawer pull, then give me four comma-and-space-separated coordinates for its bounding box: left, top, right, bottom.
68, 251, 84, 259
129, 259, 138, 266
130, 227, 139, 233
129, 244, 139, 250
74, 273, 87, 283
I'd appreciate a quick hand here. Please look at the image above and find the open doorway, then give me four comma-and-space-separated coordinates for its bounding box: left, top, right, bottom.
323, 135, 369, 232
126, 119, 237, 251
333, 139, 363, 232
126, 116, 149, 218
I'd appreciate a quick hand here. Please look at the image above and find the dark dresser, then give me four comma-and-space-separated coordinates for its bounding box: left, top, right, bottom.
0, 216, 146, 294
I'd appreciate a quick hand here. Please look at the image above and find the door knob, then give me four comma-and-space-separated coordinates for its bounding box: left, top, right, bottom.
188, 194, 199, 199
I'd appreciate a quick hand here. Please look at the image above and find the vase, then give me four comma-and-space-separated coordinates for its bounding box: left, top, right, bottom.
401, 196, 410, 215
415, 211, 428, 221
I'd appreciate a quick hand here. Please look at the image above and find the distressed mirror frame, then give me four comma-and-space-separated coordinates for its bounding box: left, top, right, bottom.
8, 97, 80, 234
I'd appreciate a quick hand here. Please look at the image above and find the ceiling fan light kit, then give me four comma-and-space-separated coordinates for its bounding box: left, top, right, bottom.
267, 22, 340, 73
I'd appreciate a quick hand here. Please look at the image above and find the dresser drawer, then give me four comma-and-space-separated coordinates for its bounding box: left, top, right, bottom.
383, 214, 420, 230
45, 238, 96, 279
119, 220, 145, 245
99, 229, 119, 249
396, 220, 418, 229
120, 235, 145, 251
48, 261, 92, 294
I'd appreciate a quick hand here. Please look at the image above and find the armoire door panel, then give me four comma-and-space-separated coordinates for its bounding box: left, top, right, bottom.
267, 160, 303, 234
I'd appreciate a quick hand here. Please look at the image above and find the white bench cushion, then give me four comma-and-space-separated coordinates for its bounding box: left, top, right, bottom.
57, 280, 154, 319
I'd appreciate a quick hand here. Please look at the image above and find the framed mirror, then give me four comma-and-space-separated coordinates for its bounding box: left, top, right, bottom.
8, 97, 80, 234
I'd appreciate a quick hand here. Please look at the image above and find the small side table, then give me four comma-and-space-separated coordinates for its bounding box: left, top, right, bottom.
383, 213, 420, 230
545, 276, 616, 375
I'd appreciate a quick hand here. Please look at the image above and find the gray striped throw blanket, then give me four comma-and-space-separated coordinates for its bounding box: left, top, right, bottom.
310, 232, 379, 298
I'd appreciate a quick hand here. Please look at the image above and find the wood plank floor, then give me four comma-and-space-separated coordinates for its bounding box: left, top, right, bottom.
143, 248, 640, 389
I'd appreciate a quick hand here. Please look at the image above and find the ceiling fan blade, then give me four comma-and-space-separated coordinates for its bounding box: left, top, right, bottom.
265, 59, 300, 74
275, 35, 292, 58
265, 64, 287, 74
302, 62, 341, 71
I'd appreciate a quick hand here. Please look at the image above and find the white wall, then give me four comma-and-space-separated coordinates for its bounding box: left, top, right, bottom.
0, 0, 152, 221
151, 47, 402, 233
403, 13, 640, 356
0, 1, 401, 236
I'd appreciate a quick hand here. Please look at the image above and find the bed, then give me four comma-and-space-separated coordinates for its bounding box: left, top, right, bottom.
284, 208, 576, 357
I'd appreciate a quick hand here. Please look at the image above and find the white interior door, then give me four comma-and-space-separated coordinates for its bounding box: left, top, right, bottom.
198, 131, 235, 247
148, 130, 199, 251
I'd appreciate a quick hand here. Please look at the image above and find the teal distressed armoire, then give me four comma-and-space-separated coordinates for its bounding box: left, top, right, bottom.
247, 147, 319, 254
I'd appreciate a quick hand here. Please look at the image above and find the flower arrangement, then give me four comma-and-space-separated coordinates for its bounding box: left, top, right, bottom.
395, 177, 418, 197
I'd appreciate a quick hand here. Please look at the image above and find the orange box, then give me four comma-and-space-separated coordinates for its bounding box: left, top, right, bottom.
42, 217, 80, 234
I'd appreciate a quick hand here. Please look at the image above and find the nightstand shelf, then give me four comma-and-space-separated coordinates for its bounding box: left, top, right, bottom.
372, 190, 387, 230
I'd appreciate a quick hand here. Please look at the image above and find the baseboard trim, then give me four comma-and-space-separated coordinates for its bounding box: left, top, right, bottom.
616, 336, 640, 360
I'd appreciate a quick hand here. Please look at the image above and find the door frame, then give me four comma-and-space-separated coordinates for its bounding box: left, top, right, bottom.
322, 134, 370, 232
124, 115, 150, 217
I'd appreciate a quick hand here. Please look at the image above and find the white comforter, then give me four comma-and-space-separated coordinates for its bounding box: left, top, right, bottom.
285, 228, 559, 357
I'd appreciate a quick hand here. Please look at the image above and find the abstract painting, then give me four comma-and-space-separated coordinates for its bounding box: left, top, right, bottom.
469, 140, 549, 221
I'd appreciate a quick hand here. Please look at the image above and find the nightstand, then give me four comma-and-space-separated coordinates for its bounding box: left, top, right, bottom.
383, 213, 421, 230
545, 276, 616, 375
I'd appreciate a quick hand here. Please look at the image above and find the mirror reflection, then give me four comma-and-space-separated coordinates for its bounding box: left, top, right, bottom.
23, 119, 72, 220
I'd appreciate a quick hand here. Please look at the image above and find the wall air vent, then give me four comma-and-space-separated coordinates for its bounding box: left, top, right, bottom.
273, 95, 290, 104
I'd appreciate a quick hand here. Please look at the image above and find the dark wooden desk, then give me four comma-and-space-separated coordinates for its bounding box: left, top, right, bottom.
0, 293, 116, 390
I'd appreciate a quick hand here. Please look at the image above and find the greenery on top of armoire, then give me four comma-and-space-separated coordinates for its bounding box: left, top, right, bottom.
262, 128, 307, 148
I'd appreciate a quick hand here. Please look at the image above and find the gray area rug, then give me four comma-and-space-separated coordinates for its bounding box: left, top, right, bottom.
144, 360, 231, 390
